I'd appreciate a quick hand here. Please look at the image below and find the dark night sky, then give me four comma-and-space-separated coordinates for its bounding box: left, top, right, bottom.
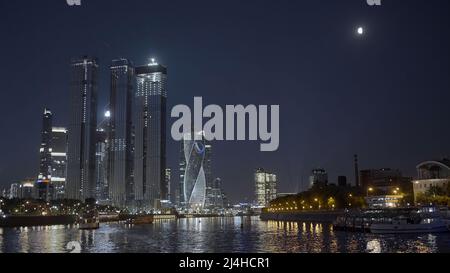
0, 0, 449, 202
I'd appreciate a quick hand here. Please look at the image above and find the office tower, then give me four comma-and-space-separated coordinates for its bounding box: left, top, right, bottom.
255, 168, 277, 207
178, 142, 186, 209
108, 59, 134, 208
67, 56, 99, 201
9, 183, 20, 199
19, 179, 36, 199
51, 127, 68, 199
203, 144, 214, 209
360, 168, 412, 195
181, 132, 208, 211
96, 129, 108, 202
165, 168, 172, 202
338, 176, 348, 187
210, 178, 224, 210
222, 191, 230, 209
36, 108, 53, 201
309, 169, 328, 188
134, 59, 167, 210
354, 154, 360, 188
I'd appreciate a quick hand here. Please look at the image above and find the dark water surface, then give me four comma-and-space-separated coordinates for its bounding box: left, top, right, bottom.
1, 217, 449, 253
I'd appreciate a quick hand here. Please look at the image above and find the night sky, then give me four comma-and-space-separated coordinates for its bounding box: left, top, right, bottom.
1, 0, 449, 202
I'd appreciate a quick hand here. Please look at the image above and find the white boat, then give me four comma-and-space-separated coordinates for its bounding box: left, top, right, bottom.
371, 216, 449, 234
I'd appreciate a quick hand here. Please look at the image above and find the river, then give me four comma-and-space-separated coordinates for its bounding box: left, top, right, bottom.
1, 217, 449, 253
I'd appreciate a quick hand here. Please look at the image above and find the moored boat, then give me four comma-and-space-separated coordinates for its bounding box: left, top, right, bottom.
370, 216, 448, 234
333, 206, 450, 234
125, 215, 154, 225
78, 209, 100, 230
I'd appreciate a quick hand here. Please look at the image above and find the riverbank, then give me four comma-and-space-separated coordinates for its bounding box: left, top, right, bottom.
0, 215, 76, 227
0, 213, 179, 228
260, 210, 343, 223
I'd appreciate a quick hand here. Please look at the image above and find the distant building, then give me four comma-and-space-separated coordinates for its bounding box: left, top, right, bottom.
412, 159, 450, 202
354, 155, 360, 188
204, 144, 214, 209
96, 129, 108, 203
338, 176, 347, 187
255, 168, 277, 207
36, 108, 53, 201
309, 169, 328, 188
222, 192, 231, 209
9, 183, 20, 199
178, 142, 186, 209
208, 178, 224, 211
360, 168, 412, 196
19, 179, 36, 199
51, 127, 68, 200
165, 168, 172, 203
67, 56, 99, 201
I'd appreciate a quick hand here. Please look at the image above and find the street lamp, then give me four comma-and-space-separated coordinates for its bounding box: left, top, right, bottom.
367, 187, 374, 197
314, 198, 321, 210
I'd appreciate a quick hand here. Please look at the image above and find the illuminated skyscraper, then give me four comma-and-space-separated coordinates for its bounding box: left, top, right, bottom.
208, 177, 224, 210
133, 59, 167, 210
67, 56, 99, 201
181, 132, 209, 211
108, 59, 134, 208
51, 127, 68, 199
37, 108, 53, 201
255, 168, 277, 207
96, 128, 108, 202
165, 168, 172, 202
178, 143, 186, 208
203, 144, 213, 209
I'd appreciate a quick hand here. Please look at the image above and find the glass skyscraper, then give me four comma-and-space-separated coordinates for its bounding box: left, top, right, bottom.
96, 128, 108, 202
180, 132, 211, 211
108, 59, 134, 208
255, 168, 277, 207
37, 108, 53, 201
51, 127, 68, 200
67, 56, 99, 201
133, 59, 167, 210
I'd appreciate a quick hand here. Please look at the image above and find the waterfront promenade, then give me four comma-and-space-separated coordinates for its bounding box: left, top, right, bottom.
260, 210, 343, 223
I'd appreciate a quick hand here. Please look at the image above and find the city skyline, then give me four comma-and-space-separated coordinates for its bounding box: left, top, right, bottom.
1, 0, 450, 257
1, 0, 450, 203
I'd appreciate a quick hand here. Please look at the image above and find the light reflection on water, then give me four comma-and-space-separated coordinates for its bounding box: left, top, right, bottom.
0, 217, 449, 253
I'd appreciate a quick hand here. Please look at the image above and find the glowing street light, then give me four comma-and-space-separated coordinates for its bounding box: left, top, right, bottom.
367, 187, 374, 197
